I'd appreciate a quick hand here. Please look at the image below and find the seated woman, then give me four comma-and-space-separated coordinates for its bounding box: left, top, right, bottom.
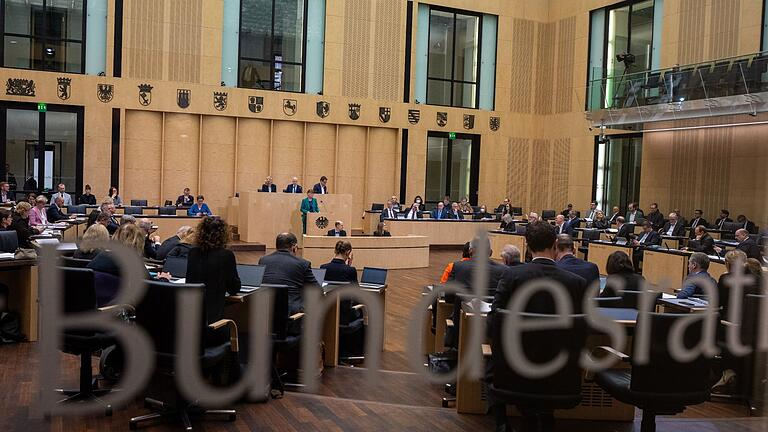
10, 202, 39, 248
167, 228, 196, 259
321, 240, 358, 283
108, 186, 123, 207
74, 223, 110, 260
29, 195, 49, 227
592, 210, 609, 229
88, 223, 150, 306
373, 222, 391, 237
320, 241, 363, 359
185, 217, 241, 346
187, 195, 212, 217
473, 205, 491, 220
602, 251, 645, 298
0, 208, 12, 231
458, 197, 473, 214
499, 213, 515, 232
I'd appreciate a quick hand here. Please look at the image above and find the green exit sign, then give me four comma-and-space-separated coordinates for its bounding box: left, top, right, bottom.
37, 103, 47, 112
448, 132, 456, 140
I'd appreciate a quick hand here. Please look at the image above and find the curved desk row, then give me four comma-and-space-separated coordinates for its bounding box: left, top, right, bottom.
386, 219, 500, 246
488, 231, 527, 260
301, 235, 429, 269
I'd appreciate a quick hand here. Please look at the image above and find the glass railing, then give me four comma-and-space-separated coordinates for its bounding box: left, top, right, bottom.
587, 51, 768, 111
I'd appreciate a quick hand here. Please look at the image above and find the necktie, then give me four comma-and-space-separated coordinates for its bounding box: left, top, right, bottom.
640, 233, 648, 243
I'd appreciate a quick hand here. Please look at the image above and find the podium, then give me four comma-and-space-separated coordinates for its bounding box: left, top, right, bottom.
238, 192, 352, 247
305, 210, 349, 237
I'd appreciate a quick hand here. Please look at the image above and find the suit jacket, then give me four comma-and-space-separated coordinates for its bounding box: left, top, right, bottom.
156, 235, 181, 260
737, 237, 763, 260
327, 229, 347, 237
688, 234, 715, 255
10, 214, 34, 248
677, 271, 717, 299
46, 204, 68, 222
143, 236, 159, 259
556, 254, 600, 288
500, 220, 515, 232
646, 211, 665, 230
300, 197, 319, 215
713, 217, 733, 229
431, 208, 449, 220
554, 223, 570, 236
566, 217, 581, 231
320, 258, 358, 284
446, 210, 464, 220
602, 271, 646, 297
312, 183, 328, 194
688, 217, 709, 238
373, 231, 391, 237
741, 220, 757, 234
492, 258, 587, 320
625, 210, 644, 223
0, 191, 13, 203
260, 184, 277, 192
608, 212, 621, 224
176, 194, 194, 206
615, 224, 632, 241
54, 192, 72, 206
593, 219, 610, 230
380, 207, 398, 221
447, 258, 507, 348
661, 222, 686, 237
284, 184, 303, 194
79, 193, 97, 205
186, 247, 241, 326
259, 250, 318, 313
635, 230, 661, 246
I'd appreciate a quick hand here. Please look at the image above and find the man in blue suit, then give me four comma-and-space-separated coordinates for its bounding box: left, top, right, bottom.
430, 202, 448, 220
677, 252, 717, 299
555, 234, 600, 288
284, 177, 303, 193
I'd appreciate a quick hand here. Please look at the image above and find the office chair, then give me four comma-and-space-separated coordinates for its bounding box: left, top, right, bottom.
541, 210, 556, 220
616, 290, 661, 310
265, 284, 304, 396
326, 281, 366, 364
130, 199, 148, 207
490, 311, 588, 432
511, 207, 523, 216
158, 206, 177, 216
370, 203, 384, 211
68, 204, 86, 215
0, 230, 19, 253
57, 267, 117, 416
595, 312, 714, 432
593, 296, 624, 308
164, 200, 173, 207
123, 206, 143, 215
61, 256, 91, 268
129, 280, 237, 430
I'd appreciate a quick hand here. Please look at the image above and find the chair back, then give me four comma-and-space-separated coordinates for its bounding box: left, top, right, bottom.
742, 294, 765, 348
629, 312, 714, 396
511, 207, 523, 216
68, 204, 86, 215
0, 230, 19, 253
492, 311, 587, 397
61, 256, 91, 268
158, 206, 177, 215
130, 199, 148, 207
164, 200, 173, 206
264, 284, 292, 341
61, 267, 98, 337
582, 229, 601, 242
619, 289, 661, 309
163, 255, 188, 278
370, 203, 384, 211
593, 296, 624, 308
542, 210, 556, 220
124, 206, 143, 215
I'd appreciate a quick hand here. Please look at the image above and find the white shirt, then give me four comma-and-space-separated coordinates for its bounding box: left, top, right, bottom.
666, 223, 676, 236
58, 191, 72, 206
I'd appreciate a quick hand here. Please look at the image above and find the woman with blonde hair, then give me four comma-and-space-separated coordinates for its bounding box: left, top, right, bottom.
74, 223, 110, 260
87, 223, 151, 306
10, 201, 38, 248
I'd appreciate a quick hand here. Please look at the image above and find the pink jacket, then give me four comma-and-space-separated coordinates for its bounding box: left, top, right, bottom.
29, 206, 48, 226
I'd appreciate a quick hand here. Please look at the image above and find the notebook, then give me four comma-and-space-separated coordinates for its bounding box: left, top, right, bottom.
359, 267, 387, 288
237, 264, 266, 293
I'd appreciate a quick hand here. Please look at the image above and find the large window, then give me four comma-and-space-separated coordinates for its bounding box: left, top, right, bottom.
426, 7, 480, 108
238, 0, 307, 92
2, 0, 85, 73
425, 132, 480, 205
593, 134, 642, 214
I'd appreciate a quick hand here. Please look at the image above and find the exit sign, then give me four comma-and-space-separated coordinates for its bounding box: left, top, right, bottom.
448, 132, 456, 140
37, 103, 47, 112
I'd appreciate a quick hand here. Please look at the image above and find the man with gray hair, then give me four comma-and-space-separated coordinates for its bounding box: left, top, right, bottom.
120, 214, 136, 225
156, 225, 192, 260
500, 244, 521, 266
139, 218, 161, 259
677, 252, 717, 299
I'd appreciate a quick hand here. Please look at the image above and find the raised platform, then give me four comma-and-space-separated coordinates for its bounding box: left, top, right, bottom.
229, 241, 266, 252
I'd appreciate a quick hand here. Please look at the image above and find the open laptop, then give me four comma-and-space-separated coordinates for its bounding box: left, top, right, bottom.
312, 268, 328, 288
237, 264, 266, 293
359, 267, 387, 288
163, 256, 188, 278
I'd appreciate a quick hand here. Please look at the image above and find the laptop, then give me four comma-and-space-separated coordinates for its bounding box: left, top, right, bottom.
163, 256, 188, 278
359, 267, 387, 288
237, 264, 266, 293
312, 268, 327, 287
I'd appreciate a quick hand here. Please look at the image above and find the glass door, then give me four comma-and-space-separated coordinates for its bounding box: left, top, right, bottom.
425, 132, 480, 205
594, 134, 643, 214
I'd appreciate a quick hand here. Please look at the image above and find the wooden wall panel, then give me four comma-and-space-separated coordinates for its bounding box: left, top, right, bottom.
168, 0, 202, 83
200, 116, 236, 211
270, 121, 305, 187
342, 0, 372, 98
530, 139, 552, 211
305, 123, 338, 190
337, 126, 368, 228
162, 113, 200, 201
552, 138, 570, 207
126, 0, 166, 80
366, 128, 399, 205
677, 0, 707, 64
123, 110, 163, 204
534, 22, 556, 115
554, 17, 575, 114
83, 108, 113, 192
372, 0, 402, 102
509, 18, 535, 113
708, 0, 740, 60
507, 138, 530, 209
236, 119, 271, 193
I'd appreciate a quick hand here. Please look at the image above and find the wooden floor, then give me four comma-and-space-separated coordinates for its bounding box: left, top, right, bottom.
0, 250, 765, 431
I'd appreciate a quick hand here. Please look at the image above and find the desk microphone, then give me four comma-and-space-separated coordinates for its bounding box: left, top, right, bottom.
664, 242, 670, 251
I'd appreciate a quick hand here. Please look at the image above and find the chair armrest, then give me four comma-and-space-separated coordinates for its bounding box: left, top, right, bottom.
446, 318, 454, 328
352, 304, 365, 310
208, 319, 239, 352
593, 345, 629, 361
720, 319, 738, 328
98, 304, 135, 319
290, 312, 305, 321
482, 344, 492, 358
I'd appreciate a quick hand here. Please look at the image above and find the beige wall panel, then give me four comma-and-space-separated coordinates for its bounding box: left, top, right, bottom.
509, 18, 536, 114
406, 130, 427, 203
477, 134, 507, 209
123, 110, 163, 204
201, 116, 236, 212
83, 107, 113, 193
270, 121, 305, 187
305, 123, 338, 189
372, 0, 403, 102
168, 0, 203, 83
124, 0, 166, 80
162, 113, 200, 201
342, 0, 372, 98
534, 22, 556, 115
337, 125, 368, 228
366, 127, 399, 205
236, 119, 271, 193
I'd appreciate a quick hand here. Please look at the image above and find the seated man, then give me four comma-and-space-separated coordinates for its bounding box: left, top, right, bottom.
555, 234, 599, 288
688, 209, 709, 237
632, 221, 661, 270
440, 242, 471, 284
560, 203, 573, 217
176, 187, 194, 206
430, 202, 449, 220
685, 225, 716, 256
607, 206, 622, 224
726, 228, 762, 260
380, 200, 398, 221
259, 232, 318, 314
625, 202, 644, 223
447, 202, 464, 220
613, 216, 632, 242
283, 177, 303, 193
54, 183, 73, 206
496, 198, 511, 215
554, 214, 569, 235
260, 176, 277, 192
327, 221, 347, 237
713, 209, 733, 230
677, 252, 717, 299
156, 225, 191, 260
736, 214, 757, 234
139, 218, 161, 259
645, 202, 664, 230
661, 212, 685, 237
500, 245, 522, 266
499, 214, 515, 232
565, 210, 581, 231
46, 196, 71, 222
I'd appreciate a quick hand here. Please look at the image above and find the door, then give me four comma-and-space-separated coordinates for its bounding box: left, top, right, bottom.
425, 132, 480, 205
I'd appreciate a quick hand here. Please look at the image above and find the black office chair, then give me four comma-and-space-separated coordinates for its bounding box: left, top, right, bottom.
327, 281, 366, 363
129, 280, 237, 430
595, 312, 715, 432
617, 290, 661, 309
61, 256, 92, 268
541, 210, 556, 220
158, 206, 177, 216
370, 203, 384, 211
123, 206, 143, 215
68, 204, 87, 215
164, 200, 173, 207
593, 296, 624, 308
490, 311, 588, 432
131, 199, 148, 207
0, 230, 19, 253
163, 256, 188, 278
511, 207, 523, 216
266, 284, 304, 396
57, 267, 116, 416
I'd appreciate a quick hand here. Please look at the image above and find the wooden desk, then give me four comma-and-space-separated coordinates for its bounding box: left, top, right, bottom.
386, 220, 500, 246
0, 259, 38, 341
434, 299, 452, 353
238, 192, 353, 247
301, 235, 429, 269
642, 250, 688, 291
588, 242, 633, 276
488, 231, 526, 261
709, 260, 727, 281
364, 211, 382, 234
456, 309, 488, 414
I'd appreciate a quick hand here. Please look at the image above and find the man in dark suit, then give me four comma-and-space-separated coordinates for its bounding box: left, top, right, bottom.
554, 215, 570, 235
555, 235, 599, 288
614, 216, 632, 242
685, 225, 716, 256
713, 209, 733, 230
176, 187, 194, 206
607, 206, 622, 224
560, 203, 573, 218
284, 177, 303, 193
430, 202, 449, 220
731, 229, 763, 260
565, 210, 581, 232
259, 232, 318, 314
645, 202, 665, 231
380, 200, 398, 221
156, 225, 190, 260
447, 202, 464, 220
661, 212, 686, 237
736, 215, 757, 234
625, 202, 644, 224
46, 196, 70, 222
327, 221, 347, 237
632, 221, 662, 270
677, 253, 717, 299
139, 218, 161, 259
260, 176, 277, 192
312, 176, 329, 194
688, 209, 709, 235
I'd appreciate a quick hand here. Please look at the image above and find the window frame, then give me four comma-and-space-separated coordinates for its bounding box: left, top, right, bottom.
425, 5, 483, 109
0, 0, 88, 74
237, 0, 309, 93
